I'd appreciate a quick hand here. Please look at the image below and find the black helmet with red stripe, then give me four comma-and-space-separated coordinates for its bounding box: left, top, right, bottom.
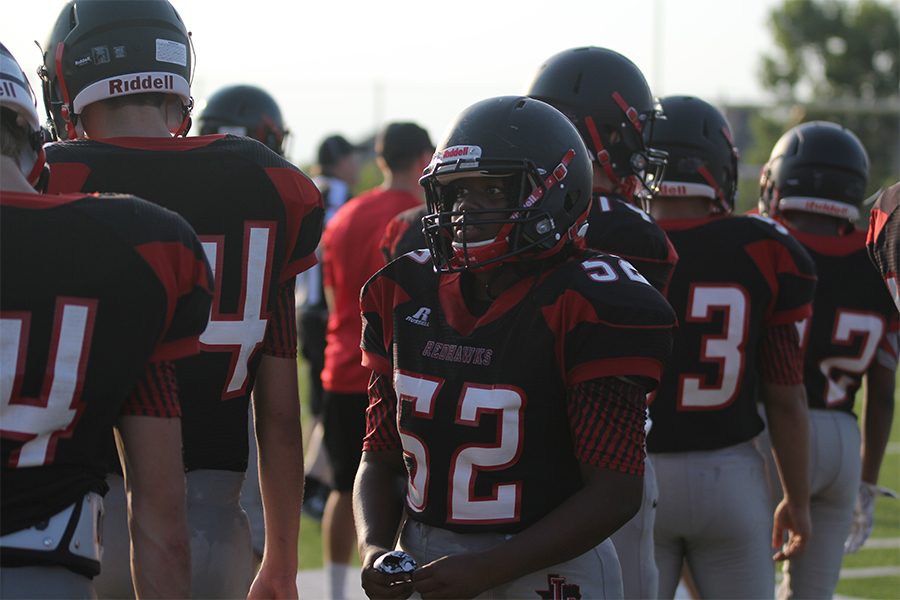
759, 121, 869, 225
420, 96, 592, 273
527, 46, 667, 200
39, 0, 193, 140
198, 85, 288, 155
652, 95, 739, 213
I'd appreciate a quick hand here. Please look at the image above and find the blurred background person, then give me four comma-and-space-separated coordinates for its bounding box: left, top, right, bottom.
296, 133, 363, 520
319, 121, 432, 599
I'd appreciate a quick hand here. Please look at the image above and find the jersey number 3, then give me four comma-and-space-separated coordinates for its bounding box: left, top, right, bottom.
1, 299, 96, 467
678, 284, 749, 410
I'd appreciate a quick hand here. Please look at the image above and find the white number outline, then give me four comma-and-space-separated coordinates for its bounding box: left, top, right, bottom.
394, 371, 525, 524
199, 221, 277, 399
819, 309, 886, 407
1, 298, 96, 468
677, 284, 750, 411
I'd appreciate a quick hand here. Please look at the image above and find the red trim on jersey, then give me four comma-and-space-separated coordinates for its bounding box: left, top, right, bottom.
568, 358, 663, 386
361, 349, 392, 374
91, 134, 226, 152
656, 214, 727, 231
438, 271, 543, 338
264, 167, 323, 282
743, 237, 815, 324
46, 162, 92, 194
787, 226, 867, 257
1, 190, 93, 209
136, 240, 212, 339
868, 207, 889, 246
151, 335, 202, 363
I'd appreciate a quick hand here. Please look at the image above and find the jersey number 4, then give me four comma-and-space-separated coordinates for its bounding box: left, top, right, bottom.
394, 372, 524, 525
1, 299, 96, 467
200, 223, 276, 399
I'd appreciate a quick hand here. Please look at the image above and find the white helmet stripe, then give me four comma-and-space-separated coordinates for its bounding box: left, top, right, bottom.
778, 196, 860, 221
72, 72, 191, 114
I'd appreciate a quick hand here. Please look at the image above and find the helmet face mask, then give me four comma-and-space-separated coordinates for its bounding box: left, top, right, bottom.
198, 85, 288, 155
651, 95, 739, 214
420, 96, 592, 273
527, 47, 667, 199
39, 0, 194, 140
759, 121, 869, 224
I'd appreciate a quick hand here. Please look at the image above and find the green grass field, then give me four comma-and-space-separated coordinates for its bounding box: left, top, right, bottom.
294, 363, 900, 598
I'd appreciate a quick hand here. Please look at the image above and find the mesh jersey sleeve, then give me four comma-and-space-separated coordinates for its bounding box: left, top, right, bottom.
262, 277, 298, 357
363, 371, 401, 452
567, 376, 648, 475
758, 321, 804, 385
122, 360, 180, 418
360, 271, 394, 375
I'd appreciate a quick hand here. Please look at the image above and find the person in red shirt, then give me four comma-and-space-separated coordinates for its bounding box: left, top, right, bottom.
320, 121, 433, 599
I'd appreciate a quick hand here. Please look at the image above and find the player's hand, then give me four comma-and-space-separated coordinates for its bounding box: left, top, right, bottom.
772, 497, 811, 561
844, 482, 898, 554
412, 553, 497, 599
360, 548, 414, 600
248, 564, 299, 600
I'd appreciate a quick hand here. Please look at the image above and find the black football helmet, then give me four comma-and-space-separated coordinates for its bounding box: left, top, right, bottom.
652, 95, 739, 213
198, 85, 288, 155
0, 42, 51, 189
527, 47, 666, 199
420, 96, 592, 273
39, 0, 193, 140
759, 121, 869, 224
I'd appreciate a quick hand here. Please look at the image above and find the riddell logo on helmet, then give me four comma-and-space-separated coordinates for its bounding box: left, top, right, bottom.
805, 200, 849, 216
440, 145, 481, 160
107, 74, 175, 95
659, 183, 688, 196
0, 81, 17, 98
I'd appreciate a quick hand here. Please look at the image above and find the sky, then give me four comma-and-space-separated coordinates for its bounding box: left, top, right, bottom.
1, 0, 788, 165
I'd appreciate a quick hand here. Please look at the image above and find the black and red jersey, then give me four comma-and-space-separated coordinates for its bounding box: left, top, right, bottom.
45, 134, 324, 472
868, 183, 900, 313
381, 205, 428, 262
360, 250, 675, 534
787, 227, 899, 412
647, 214, 816, 453
584, 193, 678, 295
1, 191, 211, 535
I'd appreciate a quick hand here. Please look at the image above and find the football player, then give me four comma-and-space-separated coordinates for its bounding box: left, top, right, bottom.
868, 183, 900, 313
0, 42, 211, 599
758, 122, 898, 598
39, 1, 324, 598
198, 84, 289, 155
320, 121, 433, 599
354, 96, 675, 599
199, 82, 292, 564
526, 46, 677, 599
646, 95, 815, 599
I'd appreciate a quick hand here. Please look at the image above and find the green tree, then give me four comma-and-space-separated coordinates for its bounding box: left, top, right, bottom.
755, 0, 899, 202
761, 0, 899, 102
